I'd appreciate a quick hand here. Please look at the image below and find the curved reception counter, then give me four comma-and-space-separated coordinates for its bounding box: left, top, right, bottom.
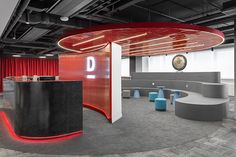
2, 78, 83, 142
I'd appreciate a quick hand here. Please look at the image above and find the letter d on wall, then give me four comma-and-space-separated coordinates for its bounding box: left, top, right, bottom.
86, 56, 95, 72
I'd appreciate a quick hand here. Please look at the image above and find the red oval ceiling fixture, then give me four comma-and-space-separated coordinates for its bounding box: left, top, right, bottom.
58, 22, 224, 56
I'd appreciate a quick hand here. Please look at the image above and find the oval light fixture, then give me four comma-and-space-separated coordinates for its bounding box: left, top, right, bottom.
60, 16, 69, 22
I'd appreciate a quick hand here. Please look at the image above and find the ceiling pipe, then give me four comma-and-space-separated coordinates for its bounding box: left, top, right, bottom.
38, 47, 58, 55
19, 12, 99, 28
199, 15, 236, 26
0, 42, 53, 50
186, 0, 236, 26
27, 6, 47, 12
2, 0, 31, 39
92, 0, 121, 15
218, 25, 234, 31
70, 0, 101, 18
84, 0, 112, 15
0, 39, 55, 46
107, 0, 146, 15
186, 12, 225, 24
133, 5, 185, 22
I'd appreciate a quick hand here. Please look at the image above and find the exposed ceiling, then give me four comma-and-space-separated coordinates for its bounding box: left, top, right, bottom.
0, 0, 235, 57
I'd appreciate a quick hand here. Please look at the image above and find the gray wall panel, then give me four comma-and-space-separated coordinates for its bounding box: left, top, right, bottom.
122, 80, 228, 98
131, 72, 221, 83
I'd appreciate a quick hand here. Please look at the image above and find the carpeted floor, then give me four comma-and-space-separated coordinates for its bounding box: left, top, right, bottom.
0, 97, 222, 155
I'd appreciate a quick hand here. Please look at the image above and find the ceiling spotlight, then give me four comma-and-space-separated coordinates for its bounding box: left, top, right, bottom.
12, 54, 21, 57
60, 16, 69, 22
39, 56, 46, 59
25, 10, 30, 24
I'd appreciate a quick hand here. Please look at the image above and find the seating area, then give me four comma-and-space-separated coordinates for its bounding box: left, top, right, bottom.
122, 72, 229, 121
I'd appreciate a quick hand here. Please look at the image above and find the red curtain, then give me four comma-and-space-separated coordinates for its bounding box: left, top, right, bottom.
0, 57, 59, 92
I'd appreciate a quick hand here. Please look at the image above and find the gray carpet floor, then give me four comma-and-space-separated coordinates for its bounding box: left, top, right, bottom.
0, 97, 222, 155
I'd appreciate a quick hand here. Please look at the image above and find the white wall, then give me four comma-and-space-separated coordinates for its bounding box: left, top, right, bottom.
111, 43, 122, 123
121, 57, 130, 76
142, 56, 149, 72
121, 46, 234, 95
148, 46, 234, 79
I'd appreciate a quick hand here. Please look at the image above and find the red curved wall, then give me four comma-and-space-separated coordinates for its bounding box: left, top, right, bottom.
59, 45, 112, 121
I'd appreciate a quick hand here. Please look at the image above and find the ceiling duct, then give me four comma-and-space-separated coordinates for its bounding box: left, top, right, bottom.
50, 0, 94, 17
222, 0, 236, 16
0, 0, 20, 37
19, 27, 50, 41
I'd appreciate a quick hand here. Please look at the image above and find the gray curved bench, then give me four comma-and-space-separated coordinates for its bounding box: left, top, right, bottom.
122, 80, 229, 121
175, 90, 229, 121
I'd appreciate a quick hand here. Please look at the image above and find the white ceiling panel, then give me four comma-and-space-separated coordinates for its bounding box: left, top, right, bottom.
0, 0, 20, 37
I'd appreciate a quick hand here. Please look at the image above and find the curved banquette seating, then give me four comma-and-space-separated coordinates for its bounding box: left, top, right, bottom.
122, 79, 229, 121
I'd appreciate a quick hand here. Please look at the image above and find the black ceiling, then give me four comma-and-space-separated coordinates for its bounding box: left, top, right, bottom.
0, 0, 235, 56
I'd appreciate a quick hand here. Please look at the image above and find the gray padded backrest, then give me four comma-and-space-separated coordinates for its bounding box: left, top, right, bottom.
131, 72, 221, 83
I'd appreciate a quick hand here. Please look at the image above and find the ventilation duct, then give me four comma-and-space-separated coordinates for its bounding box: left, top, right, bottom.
50, 0, 94, 17
222, 0, 236, 16
19, 27, 50, 41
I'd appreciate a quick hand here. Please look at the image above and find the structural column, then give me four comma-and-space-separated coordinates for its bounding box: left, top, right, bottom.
129, 56, 136, 75
129, 56, 142, 76
234, 19, 236, 117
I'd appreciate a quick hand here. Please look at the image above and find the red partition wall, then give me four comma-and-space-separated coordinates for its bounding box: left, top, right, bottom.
0, 57, 59, 92
59, 45, 112, 121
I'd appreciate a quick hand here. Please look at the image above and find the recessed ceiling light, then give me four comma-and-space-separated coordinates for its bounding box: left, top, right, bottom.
12, 54, 21, 57
72, 35, 105, 47
45, 54, 54, 56
60, 16, 69, 21
80, 43, 108, 51
39, 56, 46, 59
122, 35, 172, 47
124, 42, 198, 53
113, 33, 147, 43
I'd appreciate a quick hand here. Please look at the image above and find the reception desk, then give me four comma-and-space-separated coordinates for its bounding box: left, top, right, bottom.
2, 78, 83, 141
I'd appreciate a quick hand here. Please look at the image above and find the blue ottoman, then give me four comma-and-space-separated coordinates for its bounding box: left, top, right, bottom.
148, 92, 158, 102
155, 98, 167, 111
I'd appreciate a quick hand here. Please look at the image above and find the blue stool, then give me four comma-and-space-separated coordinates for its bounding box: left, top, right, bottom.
148, 92, 158, 102
155, 98, 167, 111
133, 89, 140, 98
157, 86, 165, 98
172, 90, 181, 106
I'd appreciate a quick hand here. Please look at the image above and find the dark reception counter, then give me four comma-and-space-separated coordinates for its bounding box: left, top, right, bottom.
2, 78, 83, 140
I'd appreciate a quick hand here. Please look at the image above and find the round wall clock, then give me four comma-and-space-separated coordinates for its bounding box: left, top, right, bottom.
172, 54, 187, 71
